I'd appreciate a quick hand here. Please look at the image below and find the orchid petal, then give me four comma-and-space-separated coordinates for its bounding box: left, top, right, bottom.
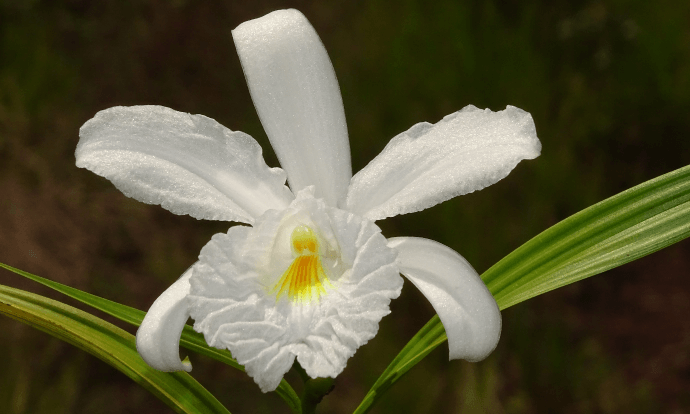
346, 105, 541, 220
232, 9, 352, 207
77, 105, 294, 224
136, 265, 194, 372
388, 237, 501, 361
188, 190, 401, 392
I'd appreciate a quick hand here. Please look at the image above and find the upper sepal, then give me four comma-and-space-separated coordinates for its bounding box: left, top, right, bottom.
232, 9, 352, 207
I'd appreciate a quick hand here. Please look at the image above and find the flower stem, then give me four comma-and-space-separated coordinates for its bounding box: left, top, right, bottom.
291, 361, 335, 413
293, 361, 310, 384
300, 377, 335, 414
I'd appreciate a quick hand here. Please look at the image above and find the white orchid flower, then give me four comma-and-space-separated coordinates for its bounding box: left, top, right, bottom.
75, 9, 540, 392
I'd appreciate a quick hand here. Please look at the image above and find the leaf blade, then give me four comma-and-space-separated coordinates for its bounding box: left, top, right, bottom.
0, 283, 231, 414
485, 163, 690, 304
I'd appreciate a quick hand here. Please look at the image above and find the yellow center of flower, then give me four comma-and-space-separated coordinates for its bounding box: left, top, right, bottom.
273, 225, 330, 303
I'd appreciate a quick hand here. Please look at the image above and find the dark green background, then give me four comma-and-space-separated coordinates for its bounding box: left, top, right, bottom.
1, 0, 689, 413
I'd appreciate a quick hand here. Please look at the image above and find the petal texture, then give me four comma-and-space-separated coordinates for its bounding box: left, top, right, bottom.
136, 265, 194, 372
232, 9, 352, 207
388, 237, 501, 362
346, 105, 541, 221
188, 190, 402, 392
77, 105, 294, 223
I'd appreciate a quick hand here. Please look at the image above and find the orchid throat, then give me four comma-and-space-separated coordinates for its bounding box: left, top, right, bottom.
273, 225, 331, 303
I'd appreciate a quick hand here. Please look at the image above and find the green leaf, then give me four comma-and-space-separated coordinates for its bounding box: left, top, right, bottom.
485, 165, 690, 307
355, 164, 690, 414
0, 283, 231, 414
0, 263, 302, 414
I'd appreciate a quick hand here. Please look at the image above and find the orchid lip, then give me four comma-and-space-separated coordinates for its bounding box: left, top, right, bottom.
188, 190, 402, 392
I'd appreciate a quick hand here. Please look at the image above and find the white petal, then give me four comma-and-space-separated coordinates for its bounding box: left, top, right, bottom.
346, 105, 541, 220
188, 190, 401, 392
232, 9, 352, 207
388, 237, 501, 361
136, 265, 194, 372
77, 105, 294, 223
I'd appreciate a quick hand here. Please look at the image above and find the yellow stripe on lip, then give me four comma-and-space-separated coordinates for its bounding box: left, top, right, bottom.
273, 225, 330, 303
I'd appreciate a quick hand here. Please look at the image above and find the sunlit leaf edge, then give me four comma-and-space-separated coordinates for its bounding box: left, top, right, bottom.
0, 283, 231, 414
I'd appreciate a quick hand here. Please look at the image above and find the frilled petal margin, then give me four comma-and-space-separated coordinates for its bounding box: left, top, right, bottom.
346, 105, 541, 221
187, 189, 403, 392
77, 105, 294, 224
233, 9, 352, 207
388, 237, 501, 361
136, 265, 194, 372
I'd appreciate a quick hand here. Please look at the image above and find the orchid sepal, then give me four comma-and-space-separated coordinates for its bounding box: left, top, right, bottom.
388, 237, 501, 361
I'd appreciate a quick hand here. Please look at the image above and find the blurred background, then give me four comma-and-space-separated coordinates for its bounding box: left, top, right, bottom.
1, 0, 689, 413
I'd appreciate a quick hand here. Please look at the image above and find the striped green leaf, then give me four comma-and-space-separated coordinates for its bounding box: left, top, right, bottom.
0, 283, 231, 414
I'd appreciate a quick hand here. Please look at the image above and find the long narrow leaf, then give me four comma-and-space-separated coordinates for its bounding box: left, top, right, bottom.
0, 263, 301, 414
485, 168, 690, 307
0, 283, 231, 414
355, 164, 690, 414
